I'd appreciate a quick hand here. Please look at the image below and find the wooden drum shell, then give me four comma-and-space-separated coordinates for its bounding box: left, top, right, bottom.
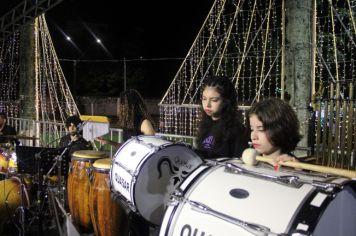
67, 150, 108, 233
89, 158, 127, 236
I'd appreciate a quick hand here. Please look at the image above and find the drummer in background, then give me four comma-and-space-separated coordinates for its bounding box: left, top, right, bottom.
58, 115, 92, 175
0, 112, 18, 144
59, 115, 92, 155
96, 89, 155, 148
97, 89, 155, 236
196, 76, 249, 159
248, 97, 302, 166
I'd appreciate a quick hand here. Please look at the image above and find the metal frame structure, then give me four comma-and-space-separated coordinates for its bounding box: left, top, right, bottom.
0, 0, 64, 40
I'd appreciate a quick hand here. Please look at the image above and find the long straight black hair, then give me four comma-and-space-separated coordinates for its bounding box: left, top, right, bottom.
196, 76, 245, 148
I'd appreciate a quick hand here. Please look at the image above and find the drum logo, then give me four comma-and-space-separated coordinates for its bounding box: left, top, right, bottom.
180, 224, 212, 236
157, 156, 192, 186
174, 156, 192, 170
114, 173, 129, 192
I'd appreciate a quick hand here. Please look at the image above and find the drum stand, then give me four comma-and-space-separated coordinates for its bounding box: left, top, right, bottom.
16, 174, 29, 236
34, 152, 46, 236
44, 144, 70, 210
33, 145, 69, 236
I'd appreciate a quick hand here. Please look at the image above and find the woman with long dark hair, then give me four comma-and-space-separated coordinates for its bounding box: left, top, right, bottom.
196, 76, 249, 159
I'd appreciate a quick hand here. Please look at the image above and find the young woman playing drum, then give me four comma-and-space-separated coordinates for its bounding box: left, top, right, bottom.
248, 97, 302, 165
97, 89, 156, 236
96, 89, 155, 149
196, 76, 249, 159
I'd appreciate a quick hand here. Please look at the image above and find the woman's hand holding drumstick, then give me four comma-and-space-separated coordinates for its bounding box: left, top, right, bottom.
241, 148, 356, 179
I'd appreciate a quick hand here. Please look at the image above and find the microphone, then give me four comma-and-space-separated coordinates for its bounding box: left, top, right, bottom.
76, 122, 84, 135
76, 118, 90, 135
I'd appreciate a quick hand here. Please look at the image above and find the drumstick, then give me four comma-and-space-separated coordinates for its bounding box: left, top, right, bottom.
241, 148, 356, 179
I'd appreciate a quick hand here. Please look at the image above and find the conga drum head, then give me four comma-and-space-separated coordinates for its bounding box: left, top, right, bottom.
92, 158, 111, 172
71, 150, 109, 161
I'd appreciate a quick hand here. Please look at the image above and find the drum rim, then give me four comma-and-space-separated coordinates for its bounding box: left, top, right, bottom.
159, 163, 213, 235
72, 150, 109, 159
71, 156, 106, 162
92, 158, 111, 169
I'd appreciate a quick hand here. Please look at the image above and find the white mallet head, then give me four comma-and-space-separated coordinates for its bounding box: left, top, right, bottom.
242, 148, 258, 166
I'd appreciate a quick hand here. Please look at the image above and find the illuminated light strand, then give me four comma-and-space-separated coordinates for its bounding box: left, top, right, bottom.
159, 0, 355, 138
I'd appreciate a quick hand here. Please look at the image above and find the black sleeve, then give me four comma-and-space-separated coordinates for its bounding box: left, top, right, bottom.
8, 126, 17, 135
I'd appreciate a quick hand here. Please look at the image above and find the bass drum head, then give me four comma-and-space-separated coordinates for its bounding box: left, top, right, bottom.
134, 143, 202, 226
159, 161, 356, 236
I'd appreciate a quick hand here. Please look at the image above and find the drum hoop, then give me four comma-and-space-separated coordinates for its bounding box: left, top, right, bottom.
72, 150, 109, 158
287, 190, 333, 234
136, 136, 168, 151
92, 167, 110, 173
160, 164, 216, 235
110, 151, 153, 211
160, 201, 180, 235
287, 179, 356, 234
178, 163, 214, 194
71, 156, 104, 162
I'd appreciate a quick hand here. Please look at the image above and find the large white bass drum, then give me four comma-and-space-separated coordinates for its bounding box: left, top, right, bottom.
160, 160, 356, 236
110, 135, 203, 225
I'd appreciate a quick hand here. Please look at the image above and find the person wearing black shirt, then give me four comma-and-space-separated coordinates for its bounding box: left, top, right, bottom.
96, 89, 155, 150
58, 115, 92, 176
97, 89, 155, 236
196, 76, 249, 159
59, 115, 92, 154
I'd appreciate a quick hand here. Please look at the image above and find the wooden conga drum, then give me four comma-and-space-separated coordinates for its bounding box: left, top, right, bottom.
67, 150, 108, 233
89, 158, 127, 236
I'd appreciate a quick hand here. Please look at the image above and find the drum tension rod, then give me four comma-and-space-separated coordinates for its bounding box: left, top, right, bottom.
224, 162, 343, 193
225, 162, 303, 188
188, 200, 286, 236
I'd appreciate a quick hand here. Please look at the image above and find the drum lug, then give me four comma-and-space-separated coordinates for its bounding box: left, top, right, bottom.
89, 171, 94, 183
170, 190, 184, 205
86, 166, 92, 178
132, 176, 137, 184
205, 159, 223, 166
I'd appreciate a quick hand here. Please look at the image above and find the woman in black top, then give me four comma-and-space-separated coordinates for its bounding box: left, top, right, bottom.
97, 89, 155, 236
97, 89, 155, 147
196, 76, 249, 159
118, 89, 155, 141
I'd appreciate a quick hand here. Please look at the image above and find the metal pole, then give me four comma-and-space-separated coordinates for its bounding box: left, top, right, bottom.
123, 57, 127, 91
73, 60, 77, 96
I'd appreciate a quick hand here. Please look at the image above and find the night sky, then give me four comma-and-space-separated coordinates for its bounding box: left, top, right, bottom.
1, 0, 214, 98
43, 0, 214, 98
